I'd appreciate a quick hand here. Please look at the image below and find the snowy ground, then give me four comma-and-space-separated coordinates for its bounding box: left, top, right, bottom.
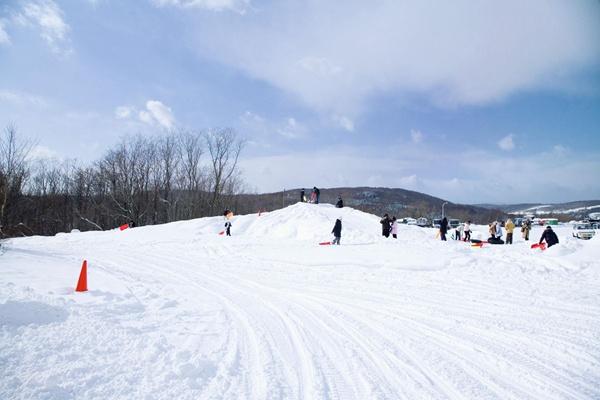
1, 203, 600, 400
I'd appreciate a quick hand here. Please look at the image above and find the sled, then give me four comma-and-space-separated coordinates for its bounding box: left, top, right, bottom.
471, 242, 485, 248
218, 231, 225, 235
531, 243, 546, 251
119, 224, 129, 231
319, 241, 332, 246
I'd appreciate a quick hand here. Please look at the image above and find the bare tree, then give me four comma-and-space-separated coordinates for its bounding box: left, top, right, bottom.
0, 124, 33, 236
177, 130, 207, 218
206, 128, 244, 214
2, 127, 248, 238
99, 135, 156, 225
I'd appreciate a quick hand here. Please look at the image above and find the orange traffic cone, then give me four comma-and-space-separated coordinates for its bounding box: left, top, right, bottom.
75, 260, 88, 292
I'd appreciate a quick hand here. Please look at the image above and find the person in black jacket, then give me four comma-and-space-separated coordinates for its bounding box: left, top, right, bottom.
335, 195, 343, 208
440, 217, 448, 241
332, 217, 342, 245
380, 214, 391, 238
314, 186, 321, 204
300, 188, 306, 202
539, 226, 559, 247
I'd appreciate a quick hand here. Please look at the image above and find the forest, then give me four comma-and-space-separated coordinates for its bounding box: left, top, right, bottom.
0, 125, 248, 237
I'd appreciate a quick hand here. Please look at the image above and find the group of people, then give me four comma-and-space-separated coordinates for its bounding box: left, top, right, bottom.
437, 216, 559, 248
301, 187, 321, 204
437, 217, 473, 242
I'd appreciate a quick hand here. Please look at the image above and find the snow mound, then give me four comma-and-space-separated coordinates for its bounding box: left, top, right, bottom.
238, 203, 395, 242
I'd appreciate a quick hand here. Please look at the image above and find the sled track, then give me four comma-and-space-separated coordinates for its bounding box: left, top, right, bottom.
92, 239, 600, 400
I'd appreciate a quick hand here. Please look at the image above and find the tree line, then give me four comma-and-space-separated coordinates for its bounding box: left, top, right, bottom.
0, 125, 247, 238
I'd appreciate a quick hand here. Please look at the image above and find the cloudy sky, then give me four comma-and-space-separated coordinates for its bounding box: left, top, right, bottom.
1, 0, 599, 203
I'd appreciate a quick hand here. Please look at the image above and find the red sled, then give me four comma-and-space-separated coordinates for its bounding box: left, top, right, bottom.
119, 224, 129, 231
218, 231, 225, 235
531, 243, 546, 250
319, 241, 332, 245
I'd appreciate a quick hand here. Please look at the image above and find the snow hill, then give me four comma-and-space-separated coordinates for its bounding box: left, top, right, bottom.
1, 203, 600, 399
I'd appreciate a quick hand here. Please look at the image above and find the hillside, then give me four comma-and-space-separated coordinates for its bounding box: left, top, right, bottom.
476, 200, 600, 220
2, 203, 600, 399
237, 187, 506, 224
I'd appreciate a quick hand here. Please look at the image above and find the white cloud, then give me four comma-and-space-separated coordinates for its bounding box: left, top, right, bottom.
146, 100, 175, 128
191, 1, 600, 116
240, 110, 265, 125
498, 134, 515, 151
152, 0, 249, 13
115, 106, 133, 119
278, 117, 304, 139
411, 129, 423, 144
239, 111, 307, 146
18, 0, 71, 54
0, 89, 47, 106
138, 110, 154, 125
137, 100, 175, 128
28, 145, 59, 160
333, 115, 354, 132
0, 19, 10, 45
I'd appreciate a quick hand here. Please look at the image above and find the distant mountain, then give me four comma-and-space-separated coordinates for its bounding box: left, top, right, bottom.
234, 187, 507, 224
474, 200, 600, 220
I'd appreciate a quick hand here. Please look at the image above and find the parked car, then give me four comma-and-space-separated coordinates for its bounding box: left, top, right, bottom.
572, 223, 596, 240
416, 217, 429, 227
449, 219, 461, 229
405, 218, 417, 225
432, 218, 442, 228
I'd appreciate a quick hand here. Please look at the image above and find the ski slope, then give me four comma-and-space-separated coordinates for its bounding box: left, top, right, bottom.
1, 203, 600, 399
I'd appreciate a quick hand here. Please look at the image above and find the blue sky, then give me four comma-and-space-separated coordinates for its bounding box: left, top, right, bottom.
1, 0, 599, 203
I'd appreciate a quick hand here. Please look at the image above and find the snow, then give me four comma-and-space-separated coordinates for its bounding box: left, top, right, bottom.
514, 204, 600, 215
1, 203, 600, 399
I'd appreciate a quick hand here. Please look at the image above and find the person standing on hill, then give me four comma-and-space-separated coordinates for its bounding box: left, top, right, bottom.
391, 216, 399, 239
225, 220, 232, 236
454, 224, 462, 240
380, 214, 391, 238
505, 218, 515, 244
336, 195, 344, 208
314, 186, 321, 204
332, 217, 342, 245
463, 220, 471, 242
440, 217, 448, 241
310, 188, 317, 203
521, 218, 531, 241
300, 188, 306, 202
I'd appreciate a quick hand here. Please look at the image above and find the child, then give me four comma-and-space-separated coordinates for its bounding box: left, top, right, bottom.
454, 225, 461, 240
225, 220, 232, 236
391, 216, 398, 239
332, 217, 342, 245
